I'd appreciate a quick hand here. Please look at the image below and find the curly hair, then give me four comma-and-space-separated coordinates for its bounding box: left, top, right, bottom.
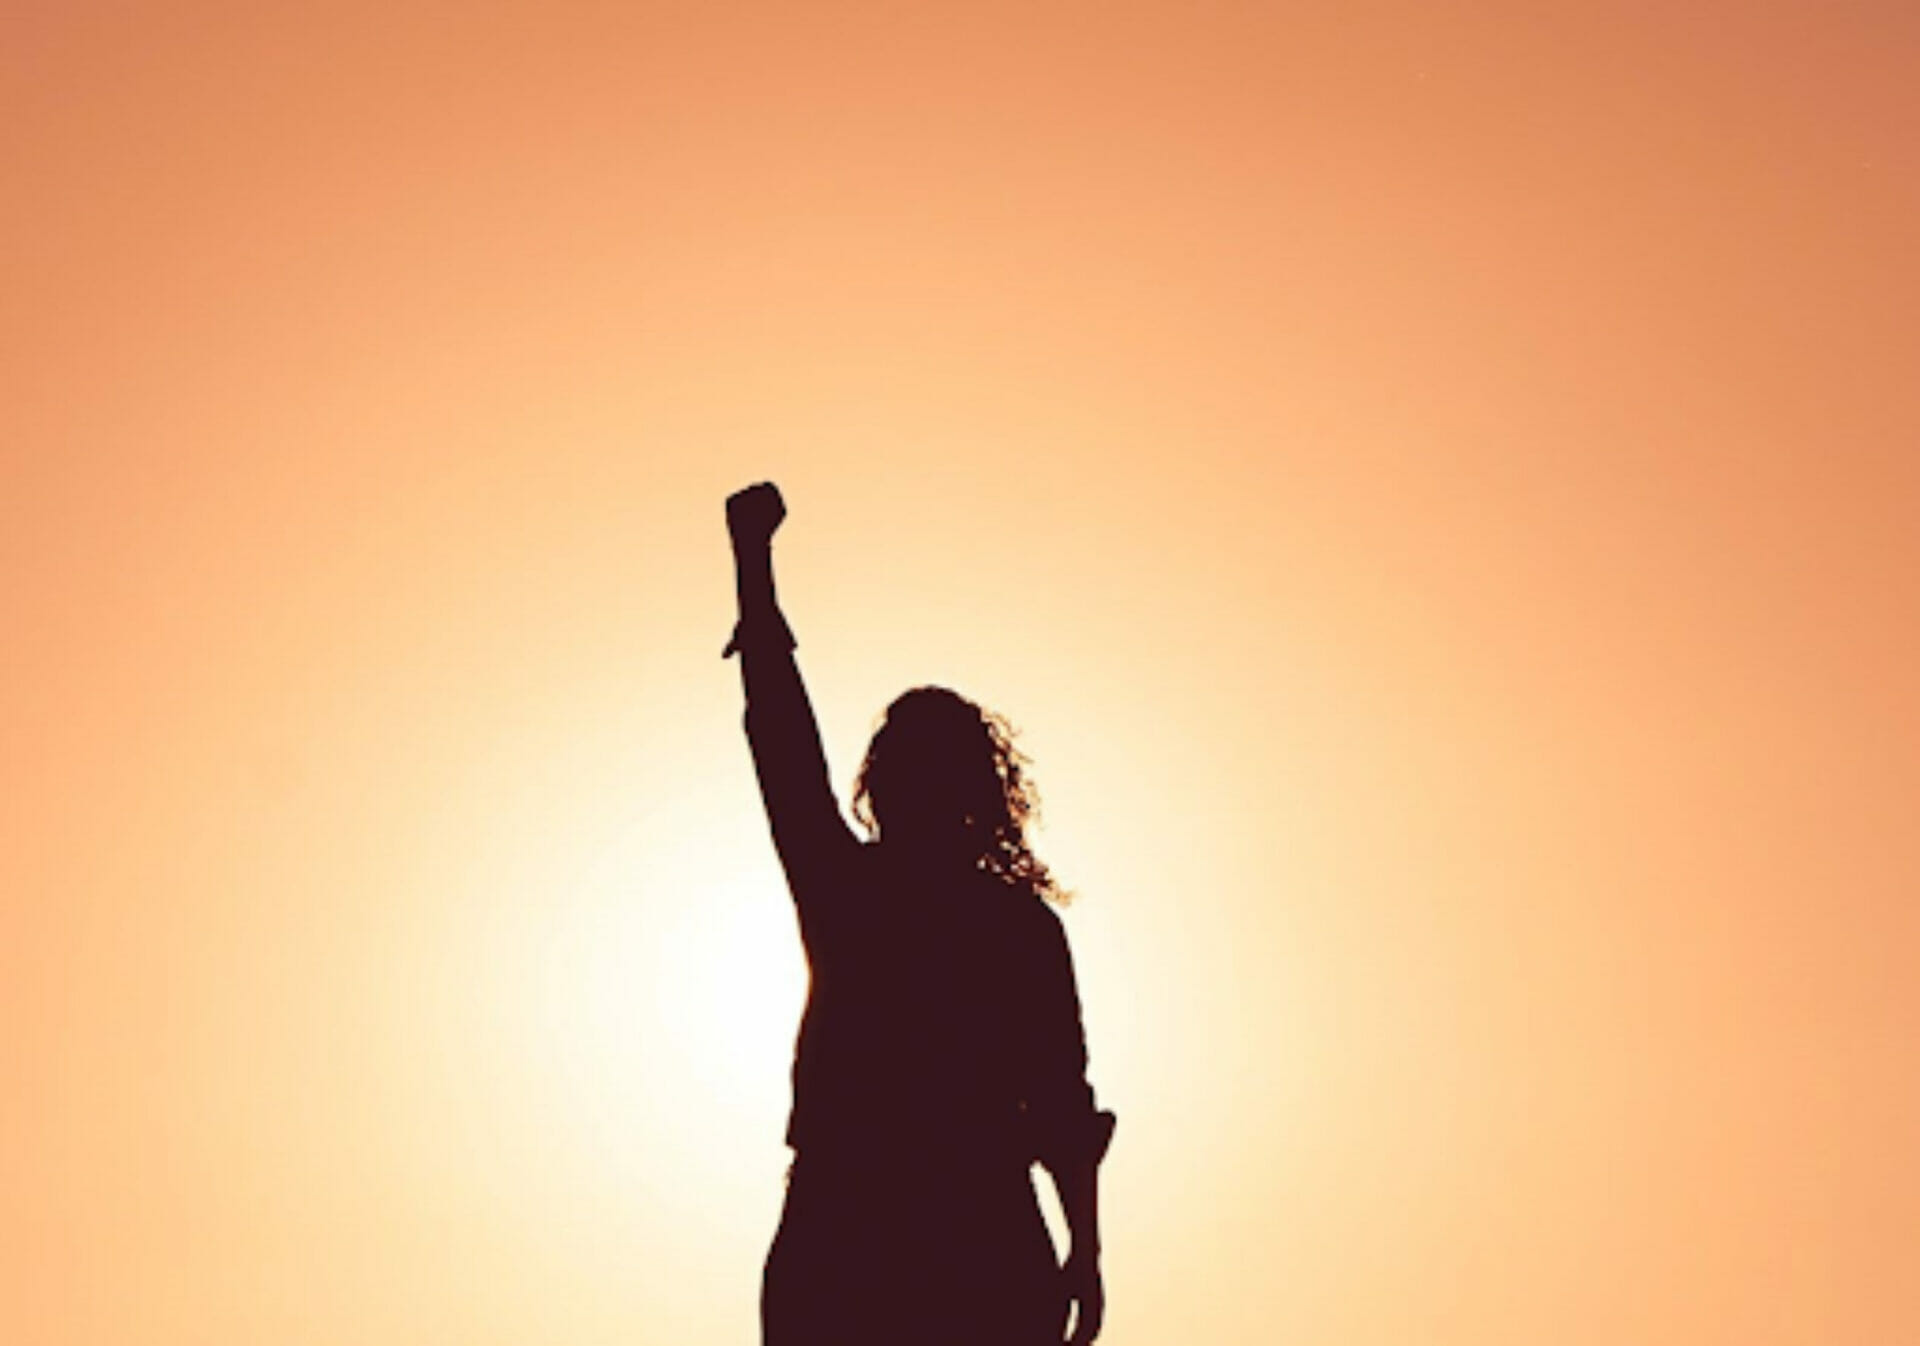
851, 686, 1068, 905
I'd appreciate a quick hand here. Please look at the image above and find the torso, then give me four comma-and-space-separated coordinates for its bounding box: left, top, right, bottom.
786, 844, 1040, 1166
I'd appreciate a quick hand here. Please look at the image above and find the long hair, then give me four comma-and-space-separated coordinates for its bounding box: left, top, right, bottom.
851, 686, 1068, 905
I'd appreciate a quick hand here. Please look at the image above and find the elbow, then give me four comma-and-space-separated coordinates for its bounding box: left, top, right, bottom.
1030, 1104, 1117, 1172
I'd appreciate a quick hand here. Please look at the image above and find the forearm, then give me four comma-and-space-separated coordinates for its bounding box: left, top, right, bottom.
726, 525, 850, 884
1051, 1157, 1102, 1263
731, 539, 810, 769
731, 539, 806, 739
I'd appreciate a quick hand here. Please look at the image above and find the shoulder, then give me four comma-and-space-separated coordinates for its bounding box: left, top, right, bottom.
1025, 890, 1067, 936
989, 877, 1067, 952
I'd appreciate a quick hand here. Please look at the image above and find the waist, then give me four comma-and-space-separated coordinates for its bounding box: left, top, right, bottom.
788, 1106, 1032, 1171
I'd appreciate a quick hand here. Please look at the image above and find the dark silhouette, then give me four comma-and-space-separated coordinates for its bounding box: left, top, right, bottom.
724, 482, 1115, 1345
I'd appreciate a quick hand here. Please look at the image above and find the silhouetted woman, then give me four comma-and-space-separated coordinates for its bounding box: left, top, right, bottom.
724, 482, 1114, 1345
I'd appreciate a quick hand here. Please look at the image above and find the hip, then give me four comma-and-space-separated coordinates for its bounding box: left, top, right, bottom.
763, 1154, 1064, 1344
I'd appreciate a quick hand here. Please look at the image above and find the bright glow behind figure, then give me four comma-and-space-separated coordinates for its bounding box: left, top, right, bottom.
5, 5, 1916, 1346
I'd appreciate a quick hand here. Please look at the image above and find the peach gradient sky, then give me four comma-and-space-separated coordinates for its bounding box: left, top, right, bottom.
5, 4, 1917, 1344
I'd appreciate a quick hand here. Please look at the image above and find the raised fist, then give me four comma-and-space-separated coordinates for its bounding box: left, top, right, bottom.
726, 481, 786, 547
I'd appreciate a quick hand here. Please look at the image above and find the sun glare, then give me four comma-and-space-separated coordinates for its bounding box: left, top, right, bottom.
15, 4, 1916, 1342
648, 882, 809, 1120
525, 830, 808, 1206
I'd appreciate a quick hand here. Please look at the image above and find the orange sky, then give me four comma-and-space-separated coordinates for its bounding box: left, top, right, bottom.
5, 4, 1917, 1344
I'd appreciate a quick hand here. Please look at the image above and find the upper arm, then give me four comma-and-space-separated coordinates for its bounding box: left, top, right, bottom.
1024, 905, 1116, 1170
1027, 907, 1091, 1082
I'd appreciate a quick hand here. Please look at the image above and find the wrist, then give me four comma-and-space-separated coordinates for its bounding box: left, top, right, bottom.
733, 539, 775, 590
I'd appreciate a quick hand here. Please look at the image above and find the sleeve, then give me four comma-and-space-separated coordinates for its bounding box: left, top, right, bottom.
1024, 906, 1117, 1172
732, 608, 862, 911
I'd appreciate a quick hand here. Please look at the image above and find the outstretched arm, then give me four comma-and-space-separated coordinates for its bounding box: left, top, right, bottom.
724, 483, 859, 906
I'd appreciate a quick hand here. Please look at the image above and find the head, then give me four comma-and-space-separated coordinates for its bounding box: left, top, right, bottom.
852, 686, 1066, 904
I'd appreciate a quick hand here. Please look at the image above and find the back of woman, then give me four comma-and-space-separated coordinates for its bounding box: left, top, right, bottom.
771, 858, 1073, 1344
789, 851, 1060, 1169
